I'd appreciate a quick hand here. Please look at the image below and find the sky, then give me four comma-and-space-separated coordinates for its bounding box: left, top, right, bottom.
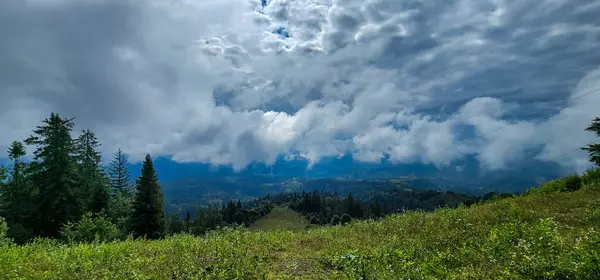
1, 0, 600, 175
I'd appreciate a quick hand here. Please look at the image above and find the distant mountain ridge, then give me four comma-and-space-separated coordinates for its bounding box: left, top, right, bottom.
127, 154, 568, 215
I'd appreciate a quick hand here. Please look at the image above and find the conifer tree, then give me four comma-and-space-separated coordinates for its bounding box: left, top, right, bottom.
1, 142, 26, 218
131, 154, 165, 239
75, 129, 109, 214
108, 149, 134, 195
184, 211, 191, 233
582, 117, 600, 166
24, 113, 81, 237
0, 141, 36, 242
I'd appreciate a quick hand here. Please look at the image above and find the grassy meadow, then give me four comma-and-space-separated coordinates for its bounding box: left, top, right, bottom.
249, 207, 314, 232
1, 179, 600, 279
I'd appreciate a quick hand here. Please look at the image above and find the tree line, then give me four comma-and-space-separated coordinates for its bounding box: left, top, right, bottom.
164, 200, 274, 235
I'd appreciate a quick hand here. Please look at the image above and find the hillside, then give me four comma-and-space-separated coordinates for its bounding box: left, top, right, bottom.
249, 207, 312, 232
161, 177, 481, 216
1, 180, 599, 279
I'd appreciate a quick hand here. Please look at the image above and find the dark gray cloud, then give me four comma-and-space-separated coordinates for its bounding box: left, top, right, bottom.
1, 0, 599, 172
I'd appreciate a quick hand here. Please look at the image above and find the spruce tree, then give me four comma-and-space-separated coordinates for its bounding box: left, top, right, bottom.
75, 129, 109, 214
108, 149, 134, 195
582, 117, 600, 166
24, 113, 81, 237
1, 141, 36, 242
1, 142, 26, 218
131, 154, 165, 239
184, 211, 191, 233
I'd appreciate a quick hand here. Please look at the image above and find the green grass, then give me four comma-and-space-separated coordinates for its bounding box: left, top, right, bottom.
1, 183, 600, 279
249, 207, 313, 232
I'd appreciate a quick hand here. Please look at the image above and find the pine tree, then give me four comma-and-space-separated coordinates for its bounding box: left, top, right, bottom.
108, 148, 134, 195
131, 154, 165, 239
166, 214, 184, 235
75, 129, 109, 214
0, 141, 36, 242
582, 117, 600, 166
24, 113, 82, 237
1, 142, 26, 218
184, 211, 191, 233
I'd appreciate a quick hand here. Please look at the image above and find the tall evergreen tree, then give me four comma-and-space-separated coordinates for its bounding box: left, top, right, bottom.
582, 117, 600, 167
24, 113, 81, 237
131, 154, 165, 239
1, 141, 37, 242
108, 148, 134, 195
75, 129, 109, 214
1, 142, 27, 218
184, 211, 191, 233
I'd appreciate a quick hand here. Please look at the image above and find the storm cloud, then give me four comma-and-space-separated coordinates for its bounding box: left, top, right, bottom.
1, 0, 599, 172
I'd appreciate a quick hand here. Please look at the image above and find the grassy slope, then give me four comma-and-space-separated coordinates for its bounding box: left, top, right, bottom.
249, 207, 312, 232
1, 185, 600, 279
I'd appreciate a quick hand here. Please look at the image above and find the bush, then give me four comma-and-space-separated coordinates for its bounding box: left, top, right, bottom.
0, 217, 7, 239
565, 175, 582, 192
0, 217, 12, 246
529, 175, 582, 194
60, 213, 122, 244
309, 216, 320, 225
330, 215, 341, 225
341, 214, 352, 225
234, 211, 247, 226
582, 168, 600, 186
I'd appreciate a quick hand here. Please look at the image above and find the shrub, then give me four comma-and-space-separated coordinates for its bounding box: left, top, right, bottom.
0, 217, 7, 239
234, 211, 247, 226
309, 216, 320, 225
341, 214, 352, 225
0, 216, 12, 246
60, 213, 122, 244
582, 168, 600, 186
330, 215, 341, 225
565, 174, 582, 192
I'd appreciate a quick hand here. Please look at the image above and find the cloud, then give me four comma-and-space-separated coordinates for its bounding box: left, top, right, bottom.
1, 0, 599, 172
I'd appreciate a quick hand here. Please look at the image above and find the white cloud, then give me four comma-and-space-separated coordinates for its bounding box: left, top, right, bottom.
1, 0, 599, 173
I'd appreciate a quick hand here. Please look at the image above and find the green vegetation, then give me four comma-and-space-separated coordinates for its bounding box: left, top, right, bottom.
249, 207, 311, 231
0, 177, 599, 279
582, 117, 600, 166
131, 154, 165, 240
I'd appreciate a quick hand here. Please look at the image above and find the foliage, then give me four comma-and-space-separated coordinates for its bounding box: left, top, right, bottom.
1, 182, 600, 279
330, 215, 341, 225
75, 129, 110, 214
166, 214, 185, 235
582, 117, 600, 166
108, 148, 134, 195
565, 174, 583, 192
340, 213, 352, 225
24, 113, 82, 238
0, 216, 7, 239
582, 168, 600, 185
131, 154, 165, 239
60, 213, 121, 244
106, 190, 134, 234
0, 142, 37, 243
